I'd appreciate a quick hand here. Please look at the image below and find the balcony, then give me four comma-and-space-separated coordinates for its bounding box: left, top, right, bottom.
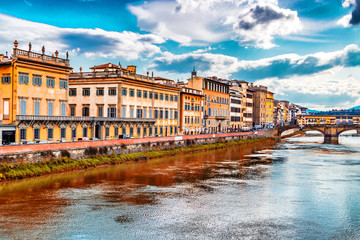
16, 115, 156, 123
14, 48, 70, 67
69, 71, 155, 83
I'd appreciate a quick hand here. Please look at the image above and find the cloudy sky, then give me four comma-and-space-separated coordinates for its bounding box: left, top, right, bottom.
1, 0, 360, 110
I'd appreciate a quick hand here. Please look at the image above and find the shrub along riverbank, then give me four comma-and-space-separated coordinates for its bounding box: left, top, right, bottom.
0, 137, 276, 181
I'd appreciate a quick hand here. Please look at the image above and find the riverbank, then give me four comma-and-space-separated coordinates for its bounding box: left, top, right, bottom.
0, 137, 276, 181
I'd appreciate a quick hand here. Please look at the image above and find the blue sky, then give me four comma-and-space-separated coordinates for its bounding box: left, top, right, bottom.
1, 0, 360, 110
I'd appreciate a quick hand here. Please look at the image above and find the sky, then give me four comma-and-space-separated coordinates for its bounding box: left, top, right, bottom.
1, 0, 360, 110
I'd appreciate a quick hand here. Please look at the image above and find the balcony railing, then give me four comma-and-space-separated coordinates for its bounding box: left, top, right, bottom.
13, 48, 70, 67
69, 71, 155, 82
16, 115, 156, 123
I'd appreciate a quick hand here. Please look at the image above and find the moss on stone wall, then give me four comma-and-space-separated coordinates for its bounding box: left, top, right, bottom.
0, 137, 276, 181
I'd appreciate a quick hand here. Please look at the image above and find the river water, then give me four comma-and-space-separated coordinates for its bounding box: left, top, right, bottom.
1, 133, 360, 239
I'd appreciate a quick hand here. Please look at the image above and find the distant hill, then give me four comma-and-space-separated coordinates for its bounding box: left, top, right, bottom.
349, 106, 360, 110
307, 109, 321, 113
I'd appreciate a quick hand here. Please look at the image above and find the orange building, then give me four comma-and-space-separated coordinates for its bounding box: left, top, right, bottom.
0, 41, 72, 144
68, 64, 180, 139
180, 87, 204, 134
186, 70, 230, 133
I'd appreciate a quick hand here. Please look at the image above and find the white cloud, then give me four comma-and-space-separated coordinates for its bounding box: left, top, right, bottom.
342, 0, 356, 8
337, 14, 352, 27
0, 13, 164, 60
254, 67, 360, 110
129, 0, 302, 48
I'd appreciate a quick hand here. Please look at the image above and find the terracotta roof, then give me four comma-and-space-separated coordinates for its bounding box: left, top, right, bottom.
90, 63, 121, 69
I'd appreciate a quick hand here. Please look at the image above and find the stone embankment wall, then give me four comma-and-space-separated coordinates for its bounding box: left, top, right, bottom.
0, 130, 275, 165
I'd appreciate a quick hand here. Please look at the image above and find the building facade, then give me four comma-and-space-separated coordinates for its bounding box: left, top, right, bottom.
68, 64, 180, 139
265, 91, 274, 127
250, 84, 267, 126
186, 71, 230, 133
229, 89, 242, 131
179, 87, 204, 134
0, 41, 73, 144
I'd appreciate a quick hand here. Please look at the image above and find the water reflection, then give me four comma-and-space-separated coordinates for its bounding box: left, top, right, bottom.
1, 136, 360, 239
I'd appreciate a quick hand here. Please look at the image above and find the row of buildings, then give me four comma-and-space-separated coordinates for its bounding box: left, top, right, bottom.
0, 41, 307, 144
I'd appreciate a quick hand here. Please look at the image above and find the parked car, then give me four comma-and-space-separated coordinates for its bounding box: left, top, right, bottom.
37, 140, 49, 144
119, 135, 131, 139
77, 137, 89, 141
242, 127, 250, 132
9, 142, 20, 145
155, 134, 163, 137
89, 137, 100, 141
56, 139, 67, 143
22, 141, 35, 145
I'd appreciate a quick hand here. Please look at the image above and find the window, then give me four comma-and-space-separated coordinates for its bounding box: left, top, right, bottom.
165, 95, 169, 101
130, 107, 134, 118
154, 109, 159, 119
149, 92, 153, 99
61, 128, 66, 139
165, 110, 169, 119
174, 126, 177, 134
170, 110, 173, 119
108, 107, 116, 118
69, 88, 77, 96
154, 92, 158, 99
122, 127, 126, 135
70, 106, 75, 116
122, 106, 126, 118
137, 90, 142, 98
3, 99, 10, 120
160, 94, 164, 100
71, 128, 76, 139
174, 111, 178, 119
19, 74, 29, 84
160, 110, 163, 119
143, 108, 147, 118
143, 91, 148, 98
143, 127, 147, 137
20, 100, 27, 115
149, 127, 153, 136
114, 127, 118, 137
82, 106, 90, 116
48, 102, 53, 116
122, 88, 127, 96
34, 100, 40, 116
98, 106, 103, 117
34, 128, 40, 140
82, 88, 90, 96
105, 127, 109, 138
48, 128, 53, 139
83, 127, 88, 138
129, 89, 135, 97
33, 76, 42, 86
20, 129, 26, 140
170, 95, 174, 101
137, 127, 141, 136
155, 127, 158, 135
60, 80, 68, 89
108, 88, 117, 96
149, 108, 153, 118
46, 78, 55, 88
136, 108, 143, 118
174, 96, 178, 102
61, 103, 66, 116
96, 88, 104, 96
130, 127, 133, 137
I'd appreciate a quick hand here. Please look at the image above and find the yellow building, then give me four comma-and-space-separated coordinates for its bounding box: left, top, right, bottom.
265, 91, 274, 127
180, 87, 204, 134
0, 41, 73, 144
68, 64, 180, 139
186, 71, 230, 133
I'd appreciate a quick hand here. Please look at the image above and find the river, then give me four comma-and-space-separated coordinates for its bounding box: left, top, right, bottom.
1, 133, 360, 239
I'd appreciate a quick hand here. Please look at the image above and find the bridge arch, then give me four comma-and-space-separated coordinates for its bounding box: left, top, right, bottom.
336, 127, 360, 137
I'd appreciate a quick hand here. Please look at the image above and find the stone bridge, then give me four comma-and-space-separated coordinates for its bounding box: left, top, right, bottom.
276, 124, 360, 144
